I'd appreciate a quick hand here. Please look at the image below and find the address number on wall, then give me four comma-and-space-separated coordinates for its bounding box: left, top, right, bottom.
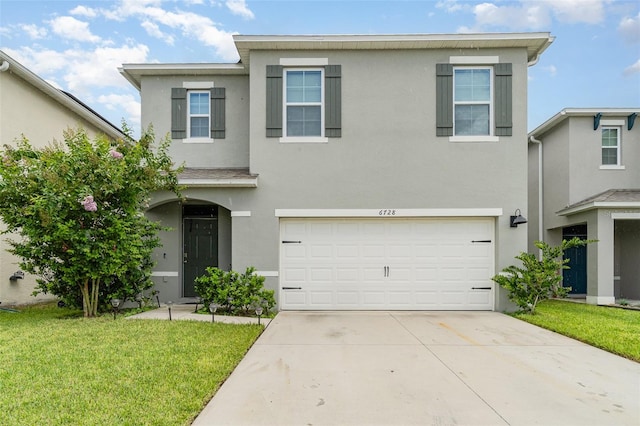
378, 209, 397, 216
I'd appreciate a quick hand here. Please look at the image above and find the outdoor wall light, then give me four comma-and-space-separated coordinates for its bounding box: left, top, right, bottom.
209, 302, 218, 323
166, 301, 174, 321
9, 271, 24, 281
111, 299, 121, 320
510, 209, 528, 228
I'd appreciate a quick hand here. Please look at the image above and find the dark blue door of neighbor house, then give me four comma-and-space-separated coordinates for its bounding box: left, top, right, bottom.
563, 225, 587, 294
183, 205, 218, 298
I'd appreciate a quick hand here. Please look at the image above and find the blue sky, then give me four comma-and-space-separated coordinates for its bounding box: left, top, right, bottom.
1, 0, 638, 134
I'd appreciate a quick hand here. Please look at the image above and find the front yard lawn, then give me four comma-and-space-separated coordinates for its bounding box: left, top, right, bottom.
512, 299, 640, 362
0, 303, 263, 425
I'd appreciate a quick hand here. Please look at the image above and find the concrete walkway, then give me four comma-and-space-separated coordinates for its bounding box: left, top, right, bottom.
127, 303, 270, 326
193, 311, 640, 426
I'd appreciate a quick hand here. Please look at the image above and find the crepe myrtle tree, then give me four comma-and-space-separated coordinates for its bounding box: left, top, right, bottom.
0, 126, 182, 317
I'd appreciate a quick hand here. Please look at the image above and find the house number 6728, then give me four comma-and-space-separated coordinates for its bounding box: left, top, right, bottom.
378, 209, 396, 216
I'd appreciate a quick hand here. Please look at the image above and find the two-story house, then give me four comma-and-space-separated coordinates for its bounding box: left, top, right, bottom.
120, 33, 554, 311
0, 50, 124, 305
528, 108, 640, 305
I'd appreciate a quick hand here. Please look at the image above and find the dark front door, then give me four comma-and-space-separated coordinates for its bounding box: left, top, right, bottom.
563, 225, 587, 294
183, 217, 218, 297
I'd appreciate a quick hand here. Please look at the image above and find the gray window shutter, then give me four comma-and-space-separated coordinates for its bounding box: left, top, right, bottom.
494, 63, 512, 136
325, 65, 342, 138
211, 87, 225, 139
436, 64, 453, 137
171, 88, 187, 139
266, 65, 283, 137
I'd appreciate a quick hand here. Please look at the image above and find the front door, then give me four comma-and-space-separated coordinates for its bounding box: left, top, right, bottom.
563, 225, 587, 294
183, 216, 218, 297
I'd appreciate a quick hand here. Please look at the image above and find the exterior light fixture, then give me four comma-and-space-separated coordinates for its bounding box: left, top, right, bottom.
166, 301, 174, 321
209, 302, 218, 323
194, 296, 202, 313
111, 299, 121, 320
255, 305, 263, 325
510, 209, 528, 228
9, 271, 24, 281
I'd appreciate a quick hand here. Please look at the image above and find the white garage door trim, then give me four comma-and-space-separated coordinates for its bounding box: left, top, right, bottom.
276, 208, 503, 218
279, 216, 496, 311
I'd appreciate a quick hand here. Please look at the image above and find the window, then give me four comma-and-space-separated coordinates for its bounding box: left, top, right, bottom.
601, 127, 620, 166
436, 62, 512, 139
266, 64, 341, 140
171, 87, 225, 140
188, 91, 210, 138
284, 69, 323, 137
453, 67, 492, 136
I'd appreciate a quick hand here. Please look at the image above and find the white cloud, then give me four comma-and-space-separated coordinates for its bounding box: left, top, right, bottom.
20, 24, 48, 39
436, 0, 465, 13
465, 0, 607, 31
49, 16, 101, 43
623, 59, 640, 76
542, 64, 557, 77
619, 13, 640, 44
141, 20, 175, 45
226, 0, 255, 20
98, 93, 141, 128
70, 5, 98, 18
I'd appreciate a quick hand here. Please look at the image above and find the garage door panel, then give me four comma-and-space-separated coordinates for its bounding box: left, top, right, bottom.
280, 218, 494, 310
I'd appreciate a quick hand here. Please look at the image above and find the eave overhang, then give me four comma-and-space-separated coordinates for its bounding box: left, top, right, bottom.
177, 168, 258, 188
530, 108, 640, 140
557, 189, 640, 216
233, 32, 554, 66
119, 63, 247, 90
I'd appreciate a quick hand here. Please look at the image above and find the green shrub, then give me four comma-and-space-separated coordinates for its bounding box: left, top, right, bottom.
493, 237, 595, 314
194, 266, 275, 315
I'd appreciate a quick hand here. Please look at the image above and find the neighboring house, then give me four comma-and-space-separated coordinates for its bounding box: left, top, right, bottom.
528, 108, 640, 304
120, 32, 554, 311
0, 50, 124, 306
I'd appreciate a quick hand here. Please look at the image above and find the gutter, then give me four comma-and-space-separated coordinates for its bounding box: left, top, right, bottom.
529, 135, 543, 247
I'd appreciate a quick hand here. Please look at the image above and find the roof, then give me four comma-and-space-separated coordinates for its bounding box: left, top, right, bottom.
529, 108, 640, 139
119, 63, 247, 91
0, 50, 124, 140
233, 32, 554, 66
178, 168, 258, 187
121, 32, 554, 88
557, 189, 640, 216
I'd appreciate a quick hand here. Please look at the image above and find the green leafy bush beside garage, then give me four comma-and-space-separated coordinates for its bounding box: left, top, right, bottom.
194, 266, 276, 315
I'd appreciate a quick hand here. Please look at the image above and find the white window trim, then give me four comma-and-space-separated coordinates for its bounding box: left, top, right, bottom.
449, 56, 499, 64
601, 126, 621, 167
280, 58, 328, 66
453, 66, 494, 138
281, 67, 325, 142
183, 81, 214, 89
186, 90, 212, 143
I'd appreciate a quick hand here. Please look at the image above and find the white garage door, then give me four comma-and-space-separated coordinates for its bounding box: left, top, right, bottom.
280, 217, 495, 310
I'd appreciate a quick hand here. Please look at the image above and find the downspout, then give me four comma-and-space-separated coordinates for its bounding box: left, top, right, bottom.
529, 135, 543, 247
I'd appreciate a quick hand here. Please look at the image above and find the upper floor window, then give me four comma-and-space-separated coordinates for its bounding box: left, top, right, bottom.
170, 87, 226, 141
266, 64, 341, 141
453, 67, 492, 136
601, 127, 620, 166
188, 91, 210, 138
436, 62, 511, 141
284, 69, 323, 137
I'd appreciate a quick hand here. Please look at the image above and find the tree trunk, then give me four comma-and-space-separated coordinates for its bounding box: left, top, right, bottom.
80, 277, 100, 317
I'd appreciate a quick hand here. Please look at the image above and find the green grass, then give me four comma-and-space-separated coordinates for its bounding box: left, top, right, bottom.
0, 303, 264, 425
512, 299, 640, 362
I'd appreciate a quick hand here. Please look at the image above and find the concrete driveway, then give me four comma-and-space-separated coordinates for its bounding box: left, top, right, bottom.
192, 311, 640, 426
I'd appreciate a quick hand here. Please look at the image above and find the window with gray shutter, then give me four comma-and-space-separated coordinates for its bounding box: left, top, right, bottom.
171, 87, 226, 140
436, 62, 512, 137
266, 64, 342, 138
